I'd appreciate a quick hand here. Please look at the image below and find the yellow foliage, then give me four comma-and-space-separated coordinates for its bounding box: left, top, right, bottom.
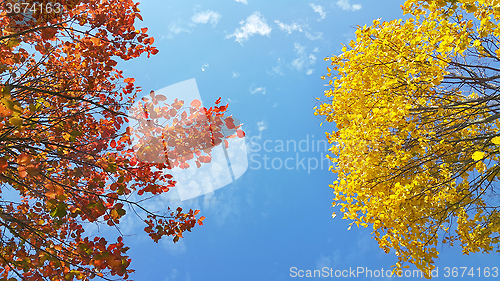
317, 0, 500, 278
472, 151, 486, 161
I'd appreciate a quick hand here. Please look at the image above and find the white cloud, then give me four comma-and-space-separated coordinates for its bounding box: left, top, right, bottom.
162, 239, 187, 255
310, 4, 327, 21
226, 12, 272, 44
270, 65, 284, 76
274, 20, 322, 41
309, 54, 317, 64
191, 10, 222, 26
235, 0, 248, 4
336, 0, 362, 11
164, 268, 179, 281
250, 86, 266, 95
290, 43, 317, 73
351, 4, 362, 10
166, 20, 191, 38
291, 58, 305, 71
292, 43, 307, 71
201, 63, 209, 71
165, 10, 221, 39
315, 251, 342, 269
257, 120, 267, 132
313, 47, 320, 53
267, 58, 285, 76
275, 20, 303, 34
305, 31, 323, 40
294, 42, 306, 54
232, 71, 240, 78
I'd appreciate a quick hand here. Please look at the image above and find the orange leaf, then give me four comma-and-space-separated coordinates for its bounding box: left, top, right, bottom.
169, 108, 176, 117
26, 165, 40, 177
91, 37, 101, 46
0, 158, 7, 173
17, 153, 32, 165
124, 78, 135, 83
45, 183, 64, 199
190, 99, 201, 109
18, 166, 27, 178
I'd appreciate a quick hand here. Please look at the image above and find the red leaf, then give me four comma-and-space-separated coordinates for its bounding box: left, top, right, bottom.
110, 140, 116, 148
215, 97, 222, 105
41, 28, 57, 40
226, 119, 235, 130
237, 130, 245, 138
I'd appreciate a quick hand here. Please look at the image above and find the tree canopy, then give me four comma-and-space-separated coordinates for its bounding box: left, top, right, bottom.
0, 1, 242, 280
317, 0, 500, 277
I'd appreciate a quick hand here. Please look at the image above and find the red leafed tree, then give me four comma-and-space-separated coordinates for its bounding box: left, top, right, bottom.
0, 1, 243, 280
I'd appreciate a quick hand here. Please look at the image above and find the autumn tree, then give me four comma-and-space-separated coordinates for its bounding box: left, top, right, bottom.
316, 0, 500, 277
0, 0, 243, 280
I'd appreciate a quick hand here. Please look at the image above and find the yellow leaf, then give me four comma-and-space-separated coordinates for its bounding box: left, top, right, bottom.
492, 136, 500, 145
472, 151, 485, 161
9, 116, 23, 127
6, 38, 20, 49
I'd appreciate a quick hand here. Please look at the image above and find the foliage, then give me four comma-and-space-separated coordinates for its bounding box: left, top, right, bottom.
316, 0, 500, 277
0, 0, 242, 280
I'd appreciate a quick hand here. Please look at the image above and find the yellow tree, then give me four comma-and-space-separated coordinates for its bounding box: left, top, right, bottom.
316, 0, 500, 277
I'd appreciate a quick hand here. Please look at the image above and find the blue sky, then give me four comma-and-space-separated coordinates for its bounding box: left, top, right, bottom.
96, 0, 500, 280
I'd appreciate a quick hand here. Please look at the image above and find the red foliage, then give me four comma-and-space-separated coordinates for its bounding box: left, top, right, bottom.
0, 1, 244, 280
